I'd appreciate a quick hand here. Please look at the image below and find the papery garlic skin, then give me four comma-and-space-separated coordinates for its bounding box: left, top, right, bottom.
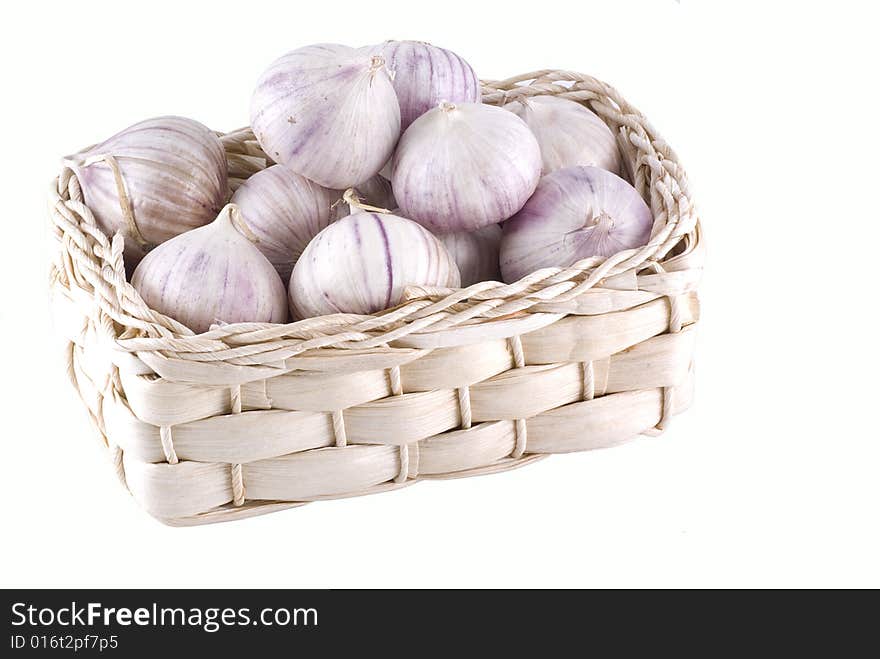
392, 102, 541, 233
289, 211, 460, 318
438, 224, 502, 286
375, 40, 481, 133
231, 165, 338, 282
503, 96, 622, 175
500, 166, 652, 283
131, 205, 288, 333
66, 116, 228, 267
250, 43, 401, 189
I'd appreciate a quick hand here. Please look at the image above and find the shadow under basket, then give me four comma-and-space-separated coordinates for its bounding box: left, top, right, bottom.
48, 70, 703, 526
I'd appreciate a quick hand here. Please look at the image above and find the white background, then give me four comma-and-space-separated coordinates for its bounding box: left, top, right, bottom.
1, 0, 878, 588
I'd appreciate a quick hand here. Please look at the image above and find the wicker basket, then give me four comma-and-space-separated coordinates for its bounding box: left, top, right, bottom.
48, 69, 702, 526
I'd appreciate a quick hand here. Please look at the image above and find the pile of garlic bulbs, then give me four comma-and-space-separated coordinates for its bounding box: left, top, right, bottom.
68, 40, 653, 333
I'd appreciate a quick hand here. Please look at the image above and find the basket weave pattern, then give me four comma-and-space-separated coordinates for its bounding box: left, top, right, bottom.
48, 70, 703, 526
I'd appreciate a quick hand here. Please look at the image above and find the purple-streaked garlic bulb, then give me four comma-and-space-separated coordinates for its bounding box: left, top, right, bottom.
392, 102, 541, 233
438, 224, 502, 286
289, 211, 460, 318
374, 40, 481, 133
503, 96, 622, 175
250, 43, 400, 189
500, 166, 652, 283
64, 116, 228, 267
230, 165, 338, 282
131, 204, 287, 333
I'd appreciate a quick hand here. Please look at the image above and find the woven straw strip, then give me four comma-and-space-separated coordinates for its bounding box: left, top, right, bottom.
581, 361, 595, 401
512, 419, 528, 459
159, 426, 178, 465
457, 386, 472, 430
507, 334, 528, 459
659, 387, 674, 431
395, 446, 409, 483
388, 365, 403, 396
645, 385, 677, 437
230, 384, 242, 414
229, 383, 245, 506
332, 410, 347, 448
509, 335, 525, 369
111, 445, 127, 489
231, 463, 245, 507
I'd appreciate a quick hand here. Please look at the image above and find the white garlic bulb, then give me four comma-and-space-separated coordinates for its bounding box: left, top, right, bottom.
132, 204, 288, 333
392, 102, 541, 233
500, 166, 652, 283
65, 116, 228, 268
289, 211, 460, 318
375, 40, 481, 133
250, 43, 401, 189
230, 165, 338, 282
438, 224, 502, 286
504, 95, 622, 175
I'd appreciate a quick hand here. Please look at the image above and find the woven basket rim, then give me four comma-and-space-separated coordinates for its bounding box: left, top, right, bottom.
48, 68, 701, 375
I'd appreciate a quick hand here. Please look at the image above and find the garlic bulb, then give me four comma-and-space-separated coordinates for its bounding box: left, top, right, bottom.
131, 204, 287, 333
500, 166, 652, 283
289, 211, 460, 318
374, 40, 481, 133
65, 116, 228, 267
250, 43, 401, 189
438, 224, 502, 286
392, 102, 541, 233
230, 165, 338, 282
504, 96, 622, 175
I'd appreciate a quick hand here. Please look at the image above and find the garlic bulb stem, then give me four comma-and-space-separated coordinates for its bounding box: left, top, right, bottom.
593, 212, 615, 230
564, 212, 615, 247
369, 55, 386, 74
66, 153, 148, 247
342, 188, 392, 214
224, 203, 259, 242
